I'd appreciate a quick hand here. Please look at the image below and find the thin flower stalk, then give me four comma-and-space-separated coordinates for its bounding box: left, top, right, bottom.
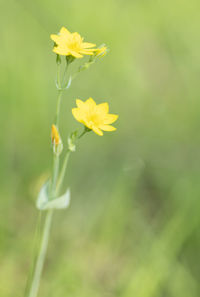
27, 210, 53, 297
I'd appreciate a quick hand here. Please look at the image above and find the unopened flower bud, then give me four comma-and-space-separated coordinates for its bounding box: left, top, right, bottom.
51, 124, 63, 155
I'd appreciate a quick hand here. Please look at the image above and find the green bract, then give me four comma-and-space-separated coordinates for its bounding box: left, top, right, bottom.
36, 181, 70, 210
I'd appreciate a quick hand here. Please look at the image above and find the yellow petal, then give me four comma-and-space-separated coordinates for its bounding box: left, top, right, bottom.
82, 42, 96, 48
53, 46, 69, 56
79, 49, 95, 56
76, 99, 91, 115
72, 32, 82, 40
50, 34, 61, 44
80, 48, 97, 52
72, 108, 84, 122
97, 102, 109, 114
69, 50, 83, 58
104, 114, 118, 124
76, 99, 85, 108
92, 126, 103, 136
95, 46, 107, 56
99, 124, 116, 131
85, 98, 96, 111
60, 27, 71, 36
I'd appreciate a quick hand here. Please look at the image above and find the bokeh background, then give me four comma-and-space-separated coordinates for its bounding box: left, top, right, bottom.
1, 0, 200, 296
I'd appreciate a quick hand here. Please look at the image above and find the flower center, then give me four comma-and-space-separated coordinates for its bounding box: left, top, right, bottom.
67, 34, 82, 52
88, 114, 102, 127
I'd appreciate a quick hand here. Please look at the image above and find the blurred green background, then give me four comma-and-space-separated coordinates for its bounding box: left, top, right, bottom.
1, 0, 200, 296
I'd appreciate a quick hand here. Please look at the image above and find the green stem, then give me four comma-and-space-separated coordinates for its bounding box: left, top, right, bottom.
56, 128, 90, 194
55, 60, 64, 127
78, 127, 91, 139
56, 60, 61, 89
27, 210, 53, 297
55, 59, 70, 126
24, 212, 42, 297
27, 143, 71, 297
26, 59, 65, 297
51, 153, 60, 198
55, 129, 89, 195
61, 61, 68, 86
26, 57, 75, 297
78, 129, 87, 139
55, 90, 63, 127
26, 167, 56, 297
56, 149, 71, 195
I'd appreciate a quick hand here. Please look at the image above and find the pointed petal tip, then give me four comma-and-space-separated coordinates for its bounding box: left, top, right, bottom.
76, 98, 83, 105
86, 97, 96, 106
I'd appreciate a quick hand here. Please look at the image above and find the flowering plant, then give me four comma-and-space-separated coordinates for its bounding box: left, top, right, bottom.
25, 27, 118, 297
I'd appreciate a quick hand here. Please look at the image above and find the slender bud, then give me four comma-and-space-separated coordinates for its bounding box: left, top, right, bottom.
51, 124, 63, 155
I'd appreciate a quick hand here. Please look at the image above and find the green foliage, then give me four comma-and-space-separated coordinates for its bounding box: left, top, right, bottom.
36, 181, 70, 210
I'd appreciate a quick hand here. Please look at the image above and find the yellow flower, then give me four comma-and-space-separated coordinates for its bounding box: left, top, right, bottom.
50, 27, 97, 58
51, 124, 60, 145
72, 98, 118, 136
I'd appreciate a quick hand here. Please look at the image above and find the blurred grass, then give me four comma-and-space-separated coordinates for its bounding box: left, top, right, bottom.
1, 0, 200, 296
